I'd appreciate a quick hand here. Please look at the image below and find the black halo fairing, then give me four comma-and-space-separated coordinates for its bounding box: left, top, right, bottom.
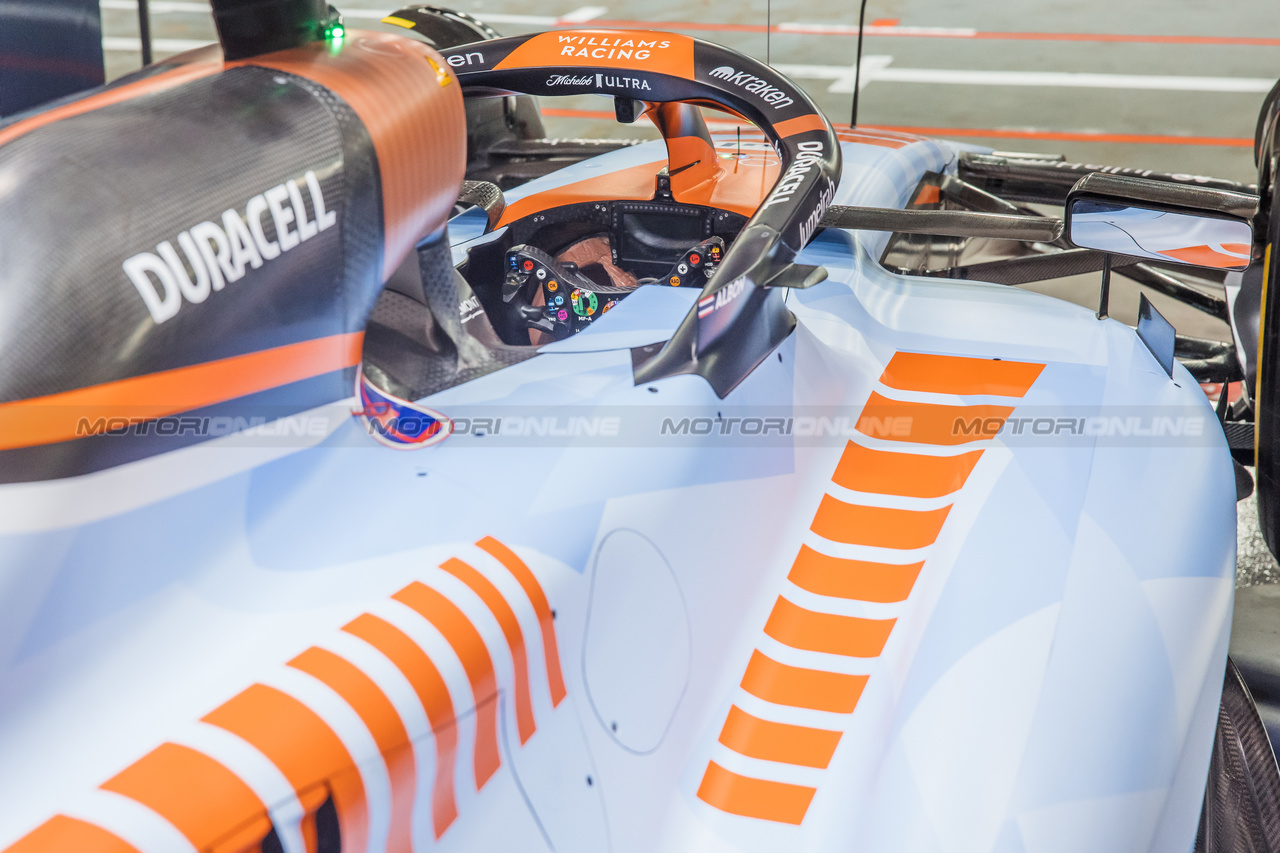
425, 26, 841, 397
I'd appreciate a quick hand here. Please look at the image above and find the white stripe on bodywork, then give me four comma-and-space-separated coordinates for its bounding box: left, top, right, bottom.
365, 598, 481, 801
171, 722, 309, 853
60, 789, 197, 853
421, 567, 519, 713
261, 667, 393, 853
318, 631, 442, 850
462, 542, 560, 716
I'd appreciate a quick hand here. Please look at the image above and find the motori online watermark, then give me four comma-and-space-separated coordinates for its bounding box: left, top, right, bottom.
54, 403, 1224, 449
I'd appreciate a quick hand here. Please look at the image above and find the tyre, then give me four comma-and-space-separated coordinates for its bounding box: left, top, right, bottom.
1250, 79, 1280, 558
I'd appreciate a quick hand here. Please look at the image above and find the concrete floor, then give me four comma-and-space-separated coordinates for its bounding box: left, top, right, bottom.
100, 0, 1280, 582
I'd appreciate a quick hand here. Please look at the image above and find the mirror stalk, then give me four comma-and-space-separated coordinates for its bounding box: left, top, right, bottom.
1097, 253, 1111, 320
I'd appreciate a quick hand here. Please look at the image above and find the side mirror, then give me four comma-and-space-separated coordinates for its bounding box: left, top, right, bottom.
1065, 173, 1257, 272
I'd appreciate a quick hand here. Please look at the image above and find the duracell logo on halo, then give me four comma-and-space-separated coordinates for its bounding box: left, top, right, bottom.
556, 33, 671, 61
762, 141, 826, 210
124, 170, 336, 324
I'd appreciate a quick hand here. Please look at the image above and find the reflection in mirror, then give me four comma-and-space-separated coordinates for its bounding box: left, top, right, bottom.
1067, 200, 1252, 271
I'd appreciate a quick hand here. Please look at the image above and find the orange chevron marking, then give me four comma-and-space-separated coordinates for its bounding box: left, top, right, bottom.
99, 743, 269, 852
696, 761, 816, 824
718, 705, 842, 769
787, 545, 923, 603
739, 650, 868, 713
476, 536, 567, 706
880, 352, 1044, 397
764, 596, 896, 657
703, 350, 1044, 826
202, 685, 368, 853
440, 557, 538, 744
288, 647, 416, 853
393, 582, 501, 788
343, 613, 459, 839
810, 494, 952, 549
2, 817, 141, 853
831, 442, 983, 498
856, 392, 1014, 446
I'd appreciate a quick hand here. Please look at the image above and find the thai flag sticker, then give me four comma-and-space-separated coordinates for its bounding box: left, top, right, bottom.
698, 294, 716, 318
355, 369, 453, 450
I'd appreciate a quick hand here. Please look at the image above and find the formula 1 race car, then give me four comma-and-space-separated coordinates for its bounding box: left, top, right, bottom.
2, 1, 1280, 852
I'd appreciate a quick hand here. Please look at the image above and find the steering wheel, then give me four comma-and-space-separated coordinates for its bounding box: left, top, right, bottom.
423, 24, 842, 396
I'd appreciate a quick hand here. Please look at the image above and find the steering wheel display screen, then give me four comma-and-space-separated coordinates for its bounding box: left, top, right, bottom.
614, 206, 709, 276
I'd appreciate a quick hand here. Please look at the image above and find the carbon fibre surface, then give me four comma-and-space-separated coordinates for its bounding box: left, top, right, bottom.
0, 63, 386, 482
0, 65, 372, 403
1198, 659, 1280, 853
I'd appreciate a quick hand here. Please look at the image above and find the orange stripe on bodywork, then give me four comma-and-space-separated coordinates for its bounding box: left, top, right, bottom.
665, 134, 719, 195
491, 127, 778, 225
476, 536, 567, 706
880, 352, 1044, 397
393, 582, 501, 788
810, 495, 951, 549
774, 114, 828, 138
202, 684, 369, 853
342, 613, 458, 839
764, 596, 895, 657
787, 545, 923, 603
439, 557, 537, 744
0, 331, 363, 451
2, 816, 142, 853
856, 391, 1014, 446
99, 743, 268, 852
718, 705, 842, 769
0, 53, 222, 150
495, 159, 666, 228
739, 650, 867, 713
696, 761, 816, 824
647, 91, 719, 195
831, 442, 982, 498
287, 647, 416, 853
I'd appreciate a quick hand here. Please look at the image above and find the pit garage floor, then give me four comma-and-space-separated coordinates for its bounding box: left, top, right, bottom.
99, 0, 1280, 583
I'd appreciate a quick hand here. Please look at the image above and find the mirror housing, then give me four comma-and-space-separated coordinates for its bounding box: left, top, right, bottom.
1065, 173, 1258, 272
